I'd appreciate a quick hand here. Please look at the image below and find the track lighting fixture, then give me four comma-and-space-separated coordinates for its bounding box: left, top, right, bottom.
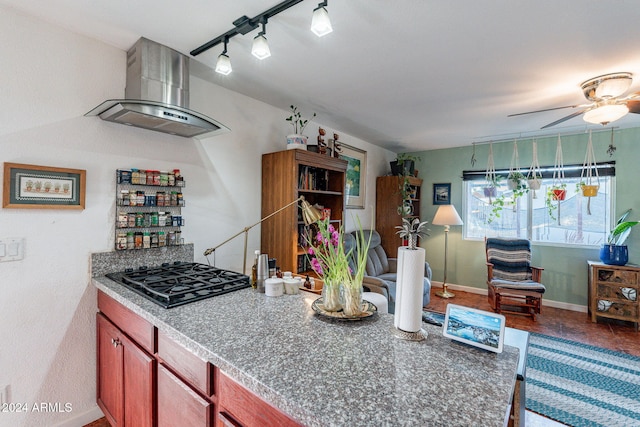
311, 1, 332, 37
215, 37, 232, 75
191, 0, 335, 72
251, 20, 271, 60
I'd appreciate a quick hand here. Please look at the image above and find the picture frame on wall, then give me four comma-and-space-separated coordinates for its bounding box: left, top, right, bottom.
338, 144, 367, 209
3, 162, 86, 209
433, 183, 451, 205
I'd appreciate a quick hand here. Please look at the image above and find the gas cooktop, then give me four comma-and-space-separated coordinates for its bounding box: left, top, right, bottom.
106, 262, 250, 308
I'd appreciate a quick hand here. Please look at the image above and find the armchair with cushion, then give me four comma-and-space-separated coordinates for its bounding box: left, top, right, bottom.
485, 237, 546, 320
350, 230, 431, 314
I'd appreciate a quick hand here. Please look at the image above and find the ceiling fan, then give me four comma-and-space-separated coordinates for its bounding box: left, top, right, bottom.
509, 72, 640, 129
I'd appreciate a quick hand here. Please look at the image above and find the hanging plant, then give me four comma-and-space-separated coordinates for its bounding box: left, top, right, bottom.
546, 135, 566, 221
484, 142, 499, 202
507, 140, 527, 199
580, 130, 599, 215
526, 139, 542, 198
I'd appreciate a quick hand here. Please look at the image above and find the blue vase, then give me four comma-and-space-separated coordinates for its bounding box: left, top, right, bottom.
599, 244, 628, 266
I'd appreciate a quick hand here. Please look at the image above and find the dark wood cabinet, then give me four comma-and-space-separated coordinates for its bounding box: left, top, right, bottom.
375, 175, 422, 257
96, 313, 154, 427
261, 149, 347, 274
97, 291, 303, 427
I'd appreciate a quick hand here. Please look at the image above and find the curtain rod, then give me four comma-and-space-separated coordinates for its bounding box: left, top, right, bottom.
470, 126, 619, 147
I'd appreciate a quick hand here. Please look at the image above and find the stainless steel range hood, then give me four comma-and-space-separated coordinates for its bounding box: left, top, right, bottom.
85, 38, 229, 138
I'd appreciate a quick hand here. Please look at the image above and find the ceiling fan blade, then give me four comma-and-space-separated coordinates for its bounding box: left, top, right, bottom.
541, 110, 587, 129
508, 105, 580, 117
628, 100, 640, 114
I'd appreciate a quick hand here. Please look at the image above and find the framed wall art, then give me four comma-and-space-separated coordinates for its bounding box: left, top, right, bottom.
3, 162, 86, 209
338, 144, 367, 209
433, 183, 451, 205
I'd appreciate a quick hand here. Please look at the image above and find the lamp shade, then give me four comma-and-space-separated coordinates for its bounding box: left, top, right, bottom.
251, 34, 271, 60
311, 6, 333, 37
432, 205, 463, 226
300, 198, 323, 225
215, 53, 232, 75
583, 103, 629, 125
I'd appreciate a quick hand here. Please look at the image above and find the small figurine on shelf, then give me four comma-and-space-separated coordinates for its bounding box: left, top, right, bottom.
333, 133, 341, 158
304, 275, 312, 289
317, 127, 327, 155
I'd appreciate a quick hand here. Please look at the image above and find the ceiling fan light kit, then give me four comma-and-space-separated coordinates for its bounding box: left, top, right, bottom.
583, 102, 629, 125
510, 72, 640, 128
192, 0, 332, 75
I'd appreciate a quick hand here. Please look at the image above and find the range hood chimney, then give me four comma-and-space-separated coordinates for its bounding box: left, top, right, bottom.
85, 37, 229, 138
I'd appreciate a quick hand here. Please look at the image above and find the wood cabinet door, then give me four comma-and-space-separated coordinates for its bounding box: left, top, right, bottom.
123, 334, 155, 427
97, 314, 124, 427
157, 364, 213, 427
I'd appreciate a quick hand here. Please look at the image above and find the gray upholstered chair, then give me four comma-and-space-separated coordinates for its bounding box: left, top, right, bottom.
349, 230, 431, 314
485, 237, 546, 320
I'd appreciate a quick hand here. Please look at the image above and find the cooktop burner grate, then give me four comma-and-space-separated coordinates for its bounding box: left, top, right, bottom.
106, 262, 250, 308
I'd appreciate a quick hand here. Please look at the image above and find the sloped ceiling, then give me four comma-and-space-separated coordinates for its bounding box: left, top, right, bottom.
3, 0, 640, 151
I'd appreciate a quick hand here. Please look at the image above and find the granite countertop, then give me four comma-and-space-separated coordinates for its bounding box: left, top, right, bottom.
93, 275, 518, 427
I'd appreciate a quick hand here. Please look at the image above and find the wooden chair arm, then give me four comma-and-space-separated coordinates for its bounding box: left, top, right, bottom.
486, 262, 494, 282
531, 266, 544, 283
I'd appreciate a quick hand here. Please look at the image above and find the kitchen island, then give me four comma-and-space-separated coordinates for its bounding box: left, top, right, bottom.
93, 271, 518, 427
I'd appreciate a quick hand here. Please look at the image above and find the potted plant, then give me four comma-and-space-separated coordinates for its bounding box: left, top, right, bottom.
599, 209, 639, 266
395, 217, 429, 249
527, 140, 542, 198
507, 171, 527, 199
390, 154, 420, 176
545, 183, 566, 221
285, 105, 316, 149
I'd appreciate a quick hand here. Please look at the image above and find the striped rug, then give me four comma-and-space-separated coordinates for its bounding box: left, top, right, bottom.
526, 333, 640, 427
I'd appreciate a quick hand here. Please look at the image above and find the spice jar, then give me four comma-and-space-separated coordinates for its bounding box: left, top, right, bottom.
126, 232, 134, 250
116, 233, 127, 250
156, 191, 165, 207
128, 213, 136, 228
121, 190, 129, 206
146, 170, 154, 185
177, 192, 183, 206
150, 232, 158, 248
134, 232, 143, 249
158, 231, 166, 247
168, 171, 175, 186
150, 212, 159, 227
152, 170, 161, 186
170, 191, 178, 206
139, 169, 146, 185
131, 168, 140, 185
160, 171, 168, 186
117, 212, 128, 228
136, 191, 145, 206
143, 231, 151, 249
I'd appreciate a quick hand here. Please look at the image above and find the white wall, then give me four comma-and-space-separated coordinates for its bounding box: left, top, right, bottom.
0, 7, 394, 426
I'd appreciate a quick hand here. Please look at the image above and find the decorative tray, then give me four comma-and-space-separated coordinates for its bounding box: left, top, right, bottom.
311, 298, 377, 321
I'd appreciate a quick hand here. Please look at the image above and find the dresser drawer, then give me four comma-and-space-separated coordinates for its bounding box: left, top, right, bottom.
597, 268, 638, 286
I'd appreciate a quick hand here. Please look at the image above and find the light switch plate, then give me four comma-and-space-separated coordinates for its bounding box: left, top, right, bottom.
0, 238, 24, 262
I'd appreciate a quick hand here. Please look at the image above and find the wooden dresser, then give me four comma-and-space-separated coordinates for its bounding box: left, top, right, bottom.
587, 260, 639, 331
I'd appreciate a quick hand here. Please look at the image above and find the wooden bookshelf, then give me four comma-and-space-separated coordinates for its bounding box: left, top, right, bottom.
261, 149, 347, 275
375, 175, 422, 257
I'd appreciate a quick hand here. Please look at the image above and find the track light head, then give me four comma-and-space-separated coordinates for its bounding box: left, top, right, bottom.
252, 21, 271, 60
215, 38, 232, 75
311, 1, 332, 37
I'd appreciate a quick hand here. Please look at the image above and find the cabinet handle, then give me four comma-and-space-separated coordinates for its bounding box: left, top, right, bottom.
111, 338, 121, 348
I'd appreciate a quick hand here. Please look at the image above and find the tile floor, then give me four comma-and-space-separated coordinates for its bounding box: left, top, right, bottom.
85, 288, 639, 427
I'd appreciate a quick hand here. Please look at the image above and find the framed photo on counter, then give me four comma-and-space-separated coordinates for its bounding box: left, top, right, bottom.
3, 162, 86, 209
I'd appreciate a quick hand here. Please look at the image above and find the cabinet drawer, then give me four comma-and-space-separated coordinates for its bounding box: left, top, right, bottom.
596, 268, 638, 286
596, 299, 638, 318
98, 291, 156, 353
158, 364, 213, 427
157, 330, 214, 397
596, 284, 638, 302
219, 372, 302, 427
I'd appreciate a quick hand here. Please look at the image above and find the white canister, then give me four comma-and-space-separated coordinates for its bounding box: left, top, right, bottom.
265, 278, 284, 297
284, 278, 300, 295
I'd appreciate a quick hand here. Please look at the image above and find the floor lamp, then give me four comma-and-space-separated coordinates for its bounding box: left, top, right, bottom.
203, 196, 322, 274
432, 204, 463, 299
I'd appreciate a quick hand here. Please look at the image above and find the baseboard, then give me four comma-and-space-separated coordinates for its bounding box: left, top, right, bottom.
52, 405, 104, 427
430, 281, 588, 313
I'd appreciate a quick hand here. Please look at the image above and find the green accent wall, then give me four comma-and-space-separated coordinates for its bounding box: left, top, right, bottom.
408, 127, 640, 307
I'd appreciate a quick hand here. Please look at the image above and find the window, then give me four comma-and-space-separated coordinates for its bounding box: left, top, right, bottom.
463, 164, 614, 246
